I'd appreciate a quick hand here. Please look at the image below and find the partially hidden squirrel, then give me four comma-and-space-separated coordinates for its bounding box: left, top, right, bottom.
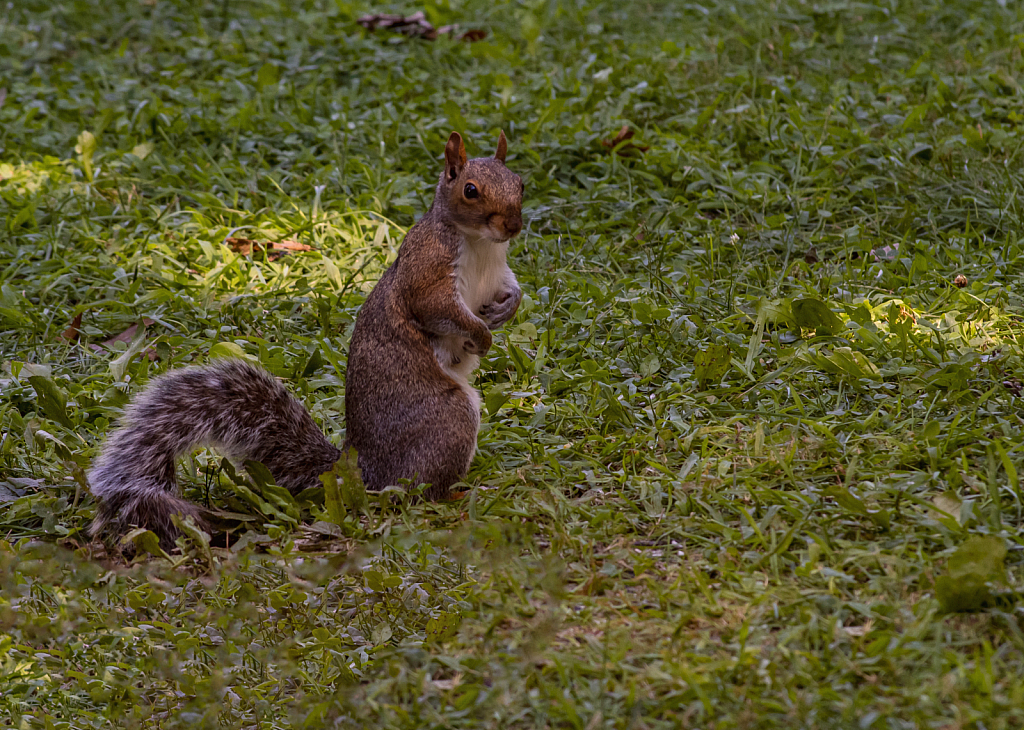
89, 131, 523, 547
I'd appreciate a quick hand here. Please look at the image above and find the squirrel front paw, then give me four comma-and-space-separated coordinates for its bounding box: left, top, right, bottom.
479, 286, 522, 330
462, 329, 492, 356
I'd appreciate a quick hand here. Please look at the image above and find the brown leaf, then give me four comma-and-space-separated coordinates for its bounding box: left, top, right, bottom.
356, 12, 401, 30
226, 237, 257, 255
436, 25, 486, 42
273, 239, 313, 252
841, 621, 873, 637
90, 318, 159, 361
601, 125, 649, 155
358, 11, 437, 38
102, 318, 155, 348
602, 125, 633, 147
358, 12, 483, 42
60, 312, 83, 342
225, 237, 313, 260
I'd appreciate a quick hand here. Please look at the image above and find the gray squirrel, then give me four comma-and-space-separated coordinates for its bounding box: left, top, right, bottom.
89, 132, 523, 547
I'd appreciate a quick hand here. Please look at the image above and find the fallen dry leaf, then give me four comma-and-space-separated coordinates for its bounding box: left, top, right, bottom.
225, 237, 257, 255
273, 239, 314, 252
358, 12, 485, 42
841, 621, 873, 637
432, 676, 462, 691
225, 237, 313, 259
101, 318, 154, 348
455, 28, 487, 42
601, 125, 649, 155
60, 312, 83, 342
358, 11, 433, 36
90, 318, 159, 361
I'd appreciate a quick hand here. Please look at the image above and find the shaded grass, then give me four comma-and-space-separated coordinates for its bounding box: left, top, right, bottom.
4, 0, 1024, 727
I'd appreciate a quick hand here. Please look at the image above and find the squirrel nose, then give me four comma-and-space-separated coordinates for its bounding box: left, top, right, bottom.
504, 214, 522, 237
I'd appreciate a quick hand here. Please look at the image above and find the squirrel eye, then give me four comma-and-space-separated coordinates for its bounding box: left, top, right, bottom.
463, 183, 479, 199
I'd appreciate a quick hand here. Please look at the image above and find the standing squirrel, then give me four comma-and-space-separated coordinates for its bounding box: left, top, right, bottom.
89, 131, 523, 547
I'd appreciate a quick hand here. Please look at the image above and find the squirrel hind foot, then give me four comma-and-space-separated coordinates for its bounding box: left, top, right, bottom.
91, 485, 206, 552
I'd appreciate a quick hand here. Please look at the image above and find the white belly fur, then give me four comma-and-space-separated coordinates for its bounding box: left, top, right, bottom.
433, 236, 512, 412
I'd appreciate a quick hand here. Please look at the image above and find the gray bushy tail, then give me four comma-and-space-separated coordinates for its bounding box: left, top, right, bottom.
88, 359, 342, 548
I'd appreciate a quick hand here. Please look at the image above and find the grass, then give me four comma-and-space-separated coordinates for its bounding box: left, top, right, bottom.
3, 0, 1024, 726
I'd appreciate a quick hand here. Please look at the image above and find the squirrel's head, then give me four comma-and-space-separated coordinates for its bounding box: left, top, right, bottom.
436, 131, 523, 243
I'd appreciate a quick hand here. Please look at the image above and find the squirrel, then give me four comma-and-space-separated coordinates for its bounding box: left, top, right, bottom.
88, 131, 524, 548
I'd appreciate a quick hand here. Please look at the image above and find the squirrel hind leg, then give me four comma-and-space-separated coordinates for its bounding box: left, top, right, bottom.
360, 398, 478, 500
90, 482, 206, 552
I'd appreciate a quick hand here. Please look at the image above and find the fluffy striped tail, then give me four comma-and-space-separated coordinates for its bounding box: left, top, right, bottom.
88, 359, 341, 548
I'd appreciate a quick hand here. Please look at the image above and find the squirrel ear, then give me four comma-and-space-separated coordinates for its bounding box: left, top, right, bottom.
494, 130, 508, 163
445, 132, 467, 181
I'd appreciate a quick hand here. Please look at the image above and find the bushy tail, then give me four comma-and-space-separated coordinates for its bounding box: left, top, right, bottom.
88, 359, 342, 548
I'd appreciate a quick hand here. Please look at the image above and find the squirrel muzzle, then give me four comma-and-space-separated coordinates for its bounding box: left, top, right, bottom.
503, 213, 523, 238
487, 211, 522, 241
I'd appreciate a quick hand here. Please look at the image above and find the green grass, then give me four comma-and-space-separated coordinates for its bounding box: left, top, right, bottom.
4, 0, 1024, 726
